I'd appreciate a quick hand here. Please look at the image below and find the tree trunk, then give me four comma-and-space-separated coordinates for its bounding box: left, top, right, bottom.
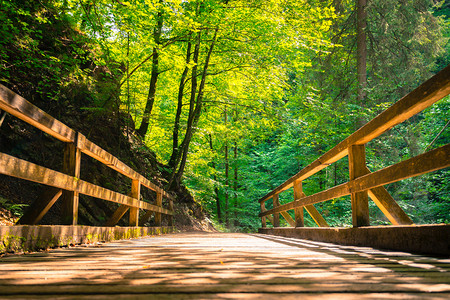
137, 7, 163, 137
209, 134, 221, 223
169, 39, 192, 168
233, 140, 238, 223
356, 0, 367, 121
224, 107, 229, 227
170, 28, 219, 189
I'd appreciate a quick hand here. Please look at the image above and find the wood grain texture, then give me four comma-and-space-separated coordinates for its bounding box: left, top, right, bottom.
0, 232, 448, 298
260, 144, 450, 217
0, 152, 173, 215
259, 64, 450, 204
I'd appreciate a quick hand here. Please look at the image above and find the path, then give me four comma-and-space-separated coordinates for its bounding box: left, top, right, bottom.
0, 232, 449, 299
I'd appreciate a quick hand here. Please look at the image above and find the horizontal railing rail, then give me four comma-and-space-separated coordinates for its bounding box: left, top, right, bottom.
0, 84, 174, 227
258, 64, 450, 228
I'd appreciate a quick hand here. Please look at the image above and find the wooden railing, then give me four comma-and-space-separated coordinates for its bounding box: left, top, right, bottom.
259, 65, 450, 228
0, 84, 174, 227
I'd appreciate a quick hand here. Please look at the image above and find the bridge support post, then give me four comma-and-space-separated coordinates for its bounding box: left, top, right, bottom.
272, 194, 280, 228
155, 192, 163, 226
61, 138, 81, 225
129, 180, 140, 226
349, 144, 370, 227
168, 199, 174, 227
293, 180, 304, 227
260, 202, 267, 228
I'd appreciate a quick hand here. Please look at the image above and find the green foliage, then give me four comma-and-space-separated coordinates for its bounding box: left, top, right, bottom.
1, 0, 448, 231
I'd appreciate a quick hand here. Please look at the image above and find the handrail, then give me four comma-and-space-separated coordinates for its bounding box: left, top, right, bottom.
0, 84, 174, 227
258, 64, 450, 228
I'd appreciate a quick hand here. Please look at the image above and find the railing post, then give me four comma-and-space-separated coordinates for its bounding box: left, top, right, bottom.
349, 144, 370, 227
272, 194, 280, 227
293, 180, 304, 227
61, 135, 81, 225
155, 192, 163, 227
168, 199, 174, 227
129, 179, 140, 226
260, 202, 267, 228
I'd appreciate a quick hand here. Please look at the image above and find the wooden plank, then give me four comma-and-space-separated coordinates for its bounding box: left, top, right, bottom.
259, 64, 450, 203
293, 181, 304, 227
0, 152, 173, 215
105, 205, 129, 227
364, 167, 413, 225
348, 145, 369, 227
304, 204, 329, 227
260, 144, 450, 217
61, 141, 81, 225
17, 188, 62, 225
129, 180, 140, 227
154, 192, 163, 226
0, 84, 76, 143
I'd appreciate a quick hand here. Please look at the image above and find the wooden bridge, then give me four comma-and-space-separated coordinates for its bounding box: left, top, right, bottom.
0, 232, 449, 299
0, 65, 449, 297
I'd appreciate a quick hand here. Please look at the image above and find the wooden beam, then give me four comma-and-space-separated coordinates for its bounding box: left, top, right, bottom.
129, 180, 140, 227
61, 141, 81, 225
363, 167, 413, 225
293, 181, 304, 227
280, 211, 295, 227
105, 205, 129, 227
0, 152, 173, 215
304, 204, 329, 227
259, 65, 450, 204
0, 84, 76, 143
154, 192, 163, 226
272, 195, 280, 227
17, 188, 62, 225
139, 210, 154, 226
260, 143, 450, 217
349, 145, 369, 227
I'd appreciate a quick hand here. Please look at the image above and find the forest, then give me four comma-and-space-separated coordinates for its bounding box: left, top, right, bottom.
0, 0, 449, 231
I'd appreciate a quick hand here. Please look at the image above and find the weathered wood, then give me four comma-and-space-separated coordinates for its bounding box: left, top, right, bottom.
61, 141, 81, 225
0, 84, 76, 143
260, 224, 450, 256
260, 202, 267, 228
368, 189, 413, 225
260, 144, 450, 217
364, 167, 413, 225
280, 211, 295, 227
105, 205, 129, 227
259, 64, 450, 204
17, 188, 63, 225
168, 199, 174, 226
139, 210, 154, 226
129, 180, 140, 227
348, 144, 369, 227
272, 194, 280, 227
154, 192, 163, 226
293, 181, 304, 227
0, 231, 448, 298
304, 204, 329, 227
0, 152, 173, 215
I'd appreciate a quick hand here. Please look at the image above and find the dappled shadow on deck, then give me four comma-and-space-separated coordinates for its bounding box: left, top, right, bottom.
0, 232, 449, 299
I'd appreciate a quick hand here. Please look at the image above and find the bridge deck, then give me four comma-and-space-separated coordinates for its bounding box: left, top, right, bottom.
0, 232, 449, 299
